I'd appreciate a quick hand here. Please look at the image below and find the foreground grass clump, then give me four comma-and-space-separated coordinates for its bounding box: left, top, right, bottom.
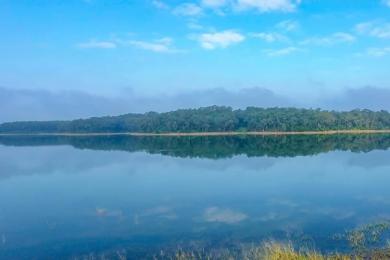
169, 242, 352, 260
260, 242, 350, 260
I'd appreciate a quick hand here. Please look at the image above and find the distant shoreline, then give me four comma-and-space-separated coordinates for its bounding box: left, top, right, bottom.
1, 129, 390, 137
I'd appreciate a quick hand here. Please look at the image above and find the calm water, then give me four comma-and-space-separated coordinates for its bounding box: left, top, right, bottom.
1, 135, 390, 259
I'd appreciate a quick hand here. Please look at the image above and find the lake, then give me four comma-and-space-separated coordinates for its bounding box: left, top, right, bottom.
1, 134, 390, 259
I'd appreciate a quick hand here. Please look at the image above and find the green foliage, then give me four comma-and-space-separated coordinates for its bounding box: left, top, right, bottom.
1, 106, 390, 133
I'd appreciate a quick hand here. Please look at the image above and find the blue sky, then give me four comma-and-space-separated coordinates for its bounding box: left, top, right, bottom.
1, 0, 390, 120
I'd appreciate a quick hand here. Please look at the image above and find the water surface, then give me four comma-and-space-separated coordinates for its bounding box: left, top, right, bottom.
1, 135, 390, 259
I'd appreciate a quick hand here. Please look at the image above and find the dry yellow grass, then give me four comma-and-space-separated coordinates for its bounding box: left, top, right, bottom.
260, 242, 352, 260
168, 242, 354, 260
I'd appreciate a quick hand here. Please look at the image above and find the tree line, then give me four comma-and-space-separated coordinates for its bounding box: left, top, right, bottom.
1, 106, 390, 133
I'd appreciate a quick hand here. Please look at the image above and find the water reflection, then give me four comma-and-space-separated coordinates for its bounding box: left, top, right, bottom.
1, 134, 390, 158
203, 207, 248, 224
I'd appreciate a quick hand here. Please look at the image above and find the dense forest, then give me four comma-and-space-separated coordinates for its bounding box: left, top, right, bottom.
1, 106, 390, 133
1, 134, 390, 159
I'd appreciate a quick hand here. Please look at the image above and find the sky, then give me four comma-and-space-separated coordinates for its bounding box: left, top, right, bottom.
1, 0, 390, 121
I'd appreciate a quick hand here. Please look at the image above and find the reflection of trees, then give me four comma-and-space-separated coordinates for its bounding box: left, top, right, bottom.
1, 134, 390, 159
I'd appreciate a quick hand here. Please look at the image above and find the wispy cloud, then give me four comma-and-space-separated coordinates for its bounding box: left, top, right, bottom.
383, 0, 390, 7
355, 22, 373, 34
251, 32, 289, 43
355, 21, 390, 39
196, 30, 245, 49
234, 0, 302, 13
187, 21, 204, 30
300, 32, 356, 46
201, 0, 227, 8
151, 0, 169, 10
276, 20, 300, 31
263, 46, 300, 56
125, 37, 183, 53
173, 3, 203, 16
77, 36, 184, 53
170, 0, 302, 17
201, 0, 228, 15
77, 40, 117, 49
364, 47, 390, 57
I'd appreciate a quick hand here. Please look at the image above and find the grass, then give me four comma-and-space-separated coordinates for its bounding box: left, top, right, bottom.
73, 241, 390, 260
260, 242, 350, 260
154, 242, 353, 260
164, 240, 390, 260
253, 242, 390, 260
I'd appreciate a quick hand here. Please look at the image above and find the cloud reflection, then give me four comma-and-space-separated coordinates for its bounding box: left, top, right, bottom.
203, 207, 247, 224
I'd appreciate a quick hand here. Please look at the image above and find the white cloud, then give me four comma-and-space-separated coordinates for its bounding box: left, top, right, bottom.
151, 0, 169, 10
234, 0, 301, 12
173, 3, 203, 16
197, 30, 245, 49
263, 47, 300, 56
365, 47, 390, 57
300, 32, 356, 46
251, 32, 288, 42
126, 37, 182, 53
202, 0, 227, 8
77, 40, 117, 49
276, 20, 299, 31
355, 21, 390, 39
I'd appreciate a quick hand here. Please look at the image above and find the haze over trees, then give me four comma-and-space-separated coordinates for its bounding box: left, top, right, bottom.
1, 106, 390, 134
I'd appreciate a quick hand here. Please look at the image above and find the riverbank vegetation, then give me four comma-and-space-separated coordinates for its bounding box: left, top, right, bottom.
1, 106, 390, 134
